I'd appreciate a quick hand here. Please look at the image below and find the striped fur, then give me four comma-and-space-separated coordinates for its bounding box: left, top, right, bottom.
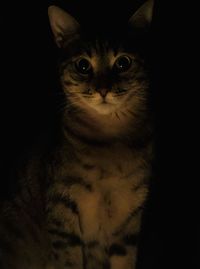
0, 1, 154, 268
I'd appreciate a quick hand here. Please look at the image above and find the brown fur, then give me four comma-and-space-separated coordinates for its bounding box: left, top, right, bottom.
0, 1, 154, 268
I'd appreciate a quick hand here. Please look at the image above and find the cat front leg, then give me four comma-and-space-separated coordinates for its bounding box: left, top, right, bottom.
51, 245, 83, 269
47, 220, 84, 269
109, 245, 137, 269
46, 206, 83, 268
109, 222, 140, 269
83, 242, 110, 269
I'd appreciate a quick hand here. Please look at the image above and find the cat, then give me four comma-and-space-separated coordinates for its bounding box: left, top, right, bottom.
0, 0, 154, 268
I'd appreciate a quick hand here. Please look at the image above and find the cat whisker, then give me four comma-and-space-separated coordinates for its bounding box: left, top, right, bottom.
64, 92, 79, 97
113, 92, 127, 97
64, 102, 79, 109
64, 95, 82, 102
120, 111, 128, 117
126, 109, 136, 117
56, 100, 80, 114
60, 105, 80, 115
115, 112, 121, 120
82, 95, 94, 99
65, 93, 83, 99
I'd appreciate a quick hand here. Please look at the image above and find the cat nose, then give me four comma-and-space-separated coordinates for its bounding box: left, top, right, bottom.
96, 88, 109, 98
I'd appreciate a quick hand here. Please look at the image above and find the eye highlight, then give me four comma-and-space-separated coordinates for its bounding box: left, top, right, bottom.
75, 58, 92, 74
114, 55, 132, 73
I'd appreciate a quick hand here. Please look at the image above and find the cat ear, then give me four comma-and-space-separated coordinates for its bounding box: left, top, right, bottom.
129, 0, 154, 30
48, 5, 80, 48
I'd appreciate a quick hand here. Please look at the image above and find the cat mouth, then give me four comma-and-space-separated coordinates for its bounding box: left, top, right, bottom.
100, 99, 111, 105
99, 101, 112, 107
98, 100, 115, 111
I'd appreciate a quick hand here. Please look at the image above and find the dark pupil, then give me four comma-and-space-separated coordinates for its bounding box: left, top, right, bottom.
77, 59, 90, 74
116, 57, 131, 72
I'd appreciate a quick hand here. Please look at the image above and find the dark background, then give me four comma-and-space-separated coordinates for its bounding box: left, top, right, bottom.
1, 0, 197, 268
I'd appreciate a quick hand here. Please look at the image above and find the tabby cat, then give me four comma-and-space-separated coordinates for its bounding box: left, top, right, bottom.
0, 0, 154, 268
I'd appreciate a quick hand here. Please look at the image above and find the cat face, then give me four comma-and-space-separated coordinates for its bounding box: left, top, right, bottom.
60, 46, 148, 116
48, 1, 153, 117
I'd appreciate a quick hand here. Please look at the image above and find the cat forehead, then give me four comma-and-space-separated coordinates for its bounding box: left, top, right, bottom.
76, 49, 128, 60
63, 34, 132, 55
74, 40, 133, 58
61, 34, 140, 64
75, 39, 122, 56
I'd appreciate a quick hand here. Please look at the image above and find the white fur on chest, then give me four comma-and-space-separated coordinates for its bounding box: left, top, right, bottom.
68, 144, 149, 243
74, 175, 146, 243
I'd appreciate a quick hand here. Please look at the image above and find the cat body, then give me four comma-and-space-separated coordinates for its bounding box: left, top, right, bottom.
46, 131, 151, 269
0, 1, 154, 268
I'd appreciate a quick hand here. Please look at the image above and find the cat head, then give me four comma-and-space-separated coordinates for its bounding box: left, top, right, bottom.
48, 0, 154, 118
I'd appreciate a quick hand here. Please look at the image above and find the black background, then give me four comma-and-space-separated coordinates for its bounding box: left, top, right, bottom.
1, 0, 197, 268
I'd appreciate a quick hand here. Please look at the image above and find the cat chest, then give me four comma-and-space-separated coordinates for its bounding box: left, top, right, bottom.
71, 176, 147, 241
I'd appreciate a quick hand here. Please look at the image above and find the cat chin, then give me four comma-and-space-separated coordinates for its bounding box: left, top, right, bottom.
93, 103, 116, 115
79, 99, 116, 116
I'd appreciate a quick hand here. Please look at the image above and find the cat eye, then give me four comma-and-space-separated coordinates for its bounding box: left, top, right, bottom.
75, 58, 92, 75
114, 55, 132, 73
